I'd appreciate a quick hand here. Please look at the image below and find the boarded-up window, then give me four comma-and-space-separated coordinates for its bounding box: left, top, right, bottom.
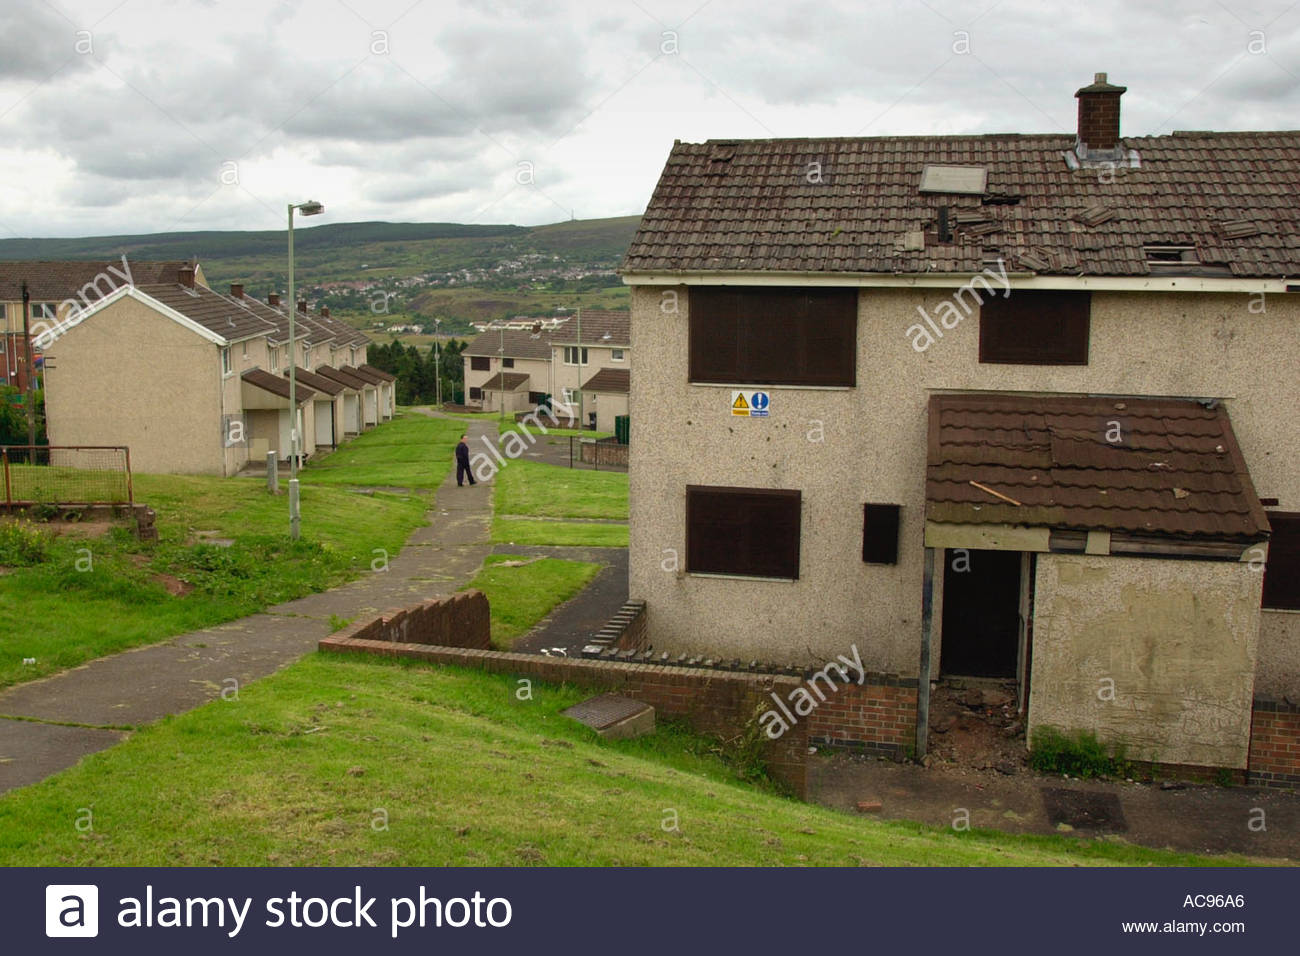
503, 357, 515, 368
468, 386, 483, 401
1262, 512, 1300, 610
686, 485, 801, 579
862, 504, 901, 564
689, 287, 856, 386
528, 391, 546, 404
979, 291, 1090, 365
470, 356, 490, 371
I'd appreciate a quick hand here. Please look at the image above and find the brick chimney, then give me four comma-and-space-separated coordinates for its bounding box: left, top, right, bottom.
178, 265, 195, 288
1075, 72, 1126, 152
320, 306, 331, 318
229, 283, 244, 299
297, 299, 307, 313
267, 293, 280, 307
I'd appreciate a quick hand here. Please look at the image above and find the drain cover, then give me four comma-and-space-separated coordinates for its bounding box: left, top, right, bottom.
563, 694, 655, 739
1040, 787, 1128, 832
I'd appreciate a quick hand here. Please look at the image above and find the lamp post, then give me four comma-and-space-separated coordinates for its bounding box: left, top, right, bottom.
434, 318, 442, 409
287, 199, 324, 540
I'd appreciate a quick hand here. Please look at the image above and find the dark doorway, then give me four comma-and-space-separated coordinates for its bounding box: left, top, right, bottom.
940, 548, 1021, 678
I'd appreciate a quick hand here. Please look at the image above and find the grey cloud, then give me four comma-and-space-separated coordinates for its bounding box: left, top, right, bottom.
0, 2, 93, 81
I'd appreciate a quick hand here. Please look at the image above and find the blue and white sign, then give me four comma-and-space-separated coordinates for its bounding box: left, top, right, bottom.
731, 390, 770, 418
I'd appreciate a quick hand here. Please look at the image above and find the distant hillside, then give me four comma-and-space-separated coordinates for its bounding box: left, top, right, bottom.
0, 215, 642, 334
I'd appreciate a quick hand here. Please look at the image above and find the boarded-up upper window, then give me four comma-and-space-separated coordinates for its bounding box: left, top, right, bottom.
979, 291, 1090, 365
862, 504, 901, 564
470, 356, 490, 371
686, 485, 801, 580
689, 287, 856, 386
1262, 512, 1300, 611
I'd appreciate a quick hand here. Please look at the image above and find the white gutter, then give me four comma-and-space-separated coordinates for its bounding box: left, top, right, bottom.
620, 271, 1294, 294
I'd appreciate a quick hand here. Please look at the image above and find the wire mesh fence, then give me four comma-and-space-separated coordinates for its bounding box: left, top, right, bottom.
1, 446, 133, 507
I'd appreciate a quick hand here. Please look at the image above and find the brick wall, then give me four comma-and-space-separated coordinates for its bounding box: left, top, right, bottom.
807, 678, 919, 758
333, 591, 490, 649
319, 635, 810, 796
1248, 697, 1300, 789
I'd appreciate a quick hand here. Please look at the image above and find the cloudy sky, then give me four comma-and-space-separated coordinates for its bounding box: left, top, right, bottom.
0, 0, 1297, 237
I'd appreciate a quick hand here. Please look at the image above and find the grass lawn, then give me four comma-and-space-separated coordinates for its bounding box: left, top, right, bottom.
0, 413, 460, 690
491, 518, 628, 548
464, 554, 602, 649
495, 460, 628, 520
0, 653, 1242, 867
301, 412, 464, 489
498, 422, 612, 442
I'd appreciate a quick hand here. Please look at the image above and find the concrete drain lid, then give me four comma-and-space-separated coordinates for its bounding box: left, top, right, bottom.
1040, 787, 1128, 832
563, 694, 655, 740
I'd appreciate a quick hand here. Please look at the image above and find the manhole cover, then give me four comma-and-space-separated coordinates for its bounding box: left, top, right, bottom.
562, 694, 654, 739
1040, 787, 1128, 832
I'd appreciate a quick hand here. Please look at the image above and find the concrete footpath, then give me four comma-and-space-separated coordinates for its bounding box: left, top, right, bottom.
0, 416, 497, 794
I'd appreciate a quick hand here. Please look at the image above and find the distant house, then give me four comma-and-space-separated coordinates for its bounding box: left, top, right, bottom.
462, 309, 631, 425
620, 73, 1300, 778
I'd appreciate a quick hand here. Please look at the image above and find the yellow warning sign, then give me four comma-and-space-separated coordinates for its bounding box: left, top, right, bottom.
731, 392, 750, 415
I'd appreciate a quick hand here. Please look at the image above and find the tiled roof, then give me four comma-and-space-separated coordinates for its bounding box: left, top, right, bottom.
624, 132, 1300, 277
549, 310, 630, 346
285, 367, 344, 396
926, 393, 1270, 540
358, 363, 396, 382
139, 283, 278, 343
340, 363, 386, 386
581, 367, 630, 392
314, 365, 368, 390
242, 368, 314, 403
0, 260, 196, 301
480, 371, 530, 391
464, 323, 567, 360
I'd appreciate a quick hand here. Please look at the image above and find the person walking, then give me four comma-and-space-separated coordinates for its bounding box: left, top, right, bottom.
455, 434, 476, 486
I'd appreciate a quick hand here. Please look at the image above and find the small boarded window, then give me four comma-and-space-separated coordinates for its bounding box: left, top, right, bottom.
979, 291, 1090, 365
468, 386, 483, 401
689, 287, 856, 387
686, 485, 801, 580
503, 357, 515, 368
470, 356, 490, 371
1262, 512, 1300, 611
862, 504, 901, 564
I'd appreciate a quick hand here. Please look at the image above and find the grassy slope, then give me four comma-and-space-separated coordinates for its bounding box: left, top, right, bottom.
0, 413, 459, 689
495, 460, 628, 520
465, 554, 602, 649
491, 519, 628, 548
0, 654, 1238, 867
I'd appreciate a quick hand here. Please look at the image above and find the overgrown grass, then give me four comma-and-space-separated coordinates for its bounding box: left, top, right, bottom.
491, 518, 628, 548
494, 460, 628, 520
0, 654, 1242, 867
498, 422, 612, 442
464, 554, 601, 649
302, 412, 464, 488
0, 413, 462, 689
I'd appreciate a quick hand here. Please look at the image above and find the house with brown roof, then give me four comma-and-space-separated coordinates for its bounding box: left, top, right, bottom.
549, 309, 630, 430
463, 324, 561, 414
621, 73, 1300, 779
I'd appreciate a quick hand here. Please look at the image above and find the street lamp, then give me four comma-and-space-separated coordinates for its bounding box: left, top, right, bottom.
433, 318, 442, 409
287, 199, 324, 540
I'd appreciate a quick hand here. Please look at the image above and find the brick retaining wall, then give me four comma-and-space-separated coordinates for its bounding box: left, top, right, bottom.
1248, 697, 1300, 789
332, 591, 490, 649
580, 437, 630, 468
807, 679, 919, 758
320, 634, 810, 796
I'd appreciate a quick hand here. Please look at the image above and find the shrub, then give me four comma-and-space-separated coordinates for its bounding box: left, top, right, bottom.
0, 519, 50, 566
1029, 725, 1131, 779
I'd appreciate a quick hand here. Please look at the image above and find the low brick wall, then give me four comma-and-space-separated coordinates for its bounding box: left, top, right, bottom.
1248, 697, 1300, 789
580, 437, 629, 468
320, 635, 810, 796
807, 678, 919, 758
333, 591, 490, 649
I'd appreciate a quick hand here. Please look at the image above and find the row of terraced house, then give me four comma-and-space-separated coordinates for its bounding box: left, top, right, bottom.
0, 259, 394, 475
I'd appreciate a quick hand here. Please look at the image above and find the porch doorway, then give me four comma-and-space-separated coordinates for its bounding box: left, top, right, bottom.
940, 548, 1022, 679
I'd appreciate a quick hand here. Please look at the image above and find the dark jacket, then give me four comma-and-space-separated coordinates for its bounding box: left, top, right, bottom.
455, 440, 471, 464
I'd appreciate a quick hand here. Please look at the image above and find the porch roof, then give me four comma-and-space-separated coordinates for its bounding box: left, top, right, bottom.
241, 368, 314, 404
926, 393, 1270, 541
480, 371, 530, 391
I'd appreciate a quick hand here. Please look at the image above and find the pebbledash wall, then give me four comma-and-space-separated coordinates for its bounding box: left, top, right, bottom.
626, 282, 1300, 776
